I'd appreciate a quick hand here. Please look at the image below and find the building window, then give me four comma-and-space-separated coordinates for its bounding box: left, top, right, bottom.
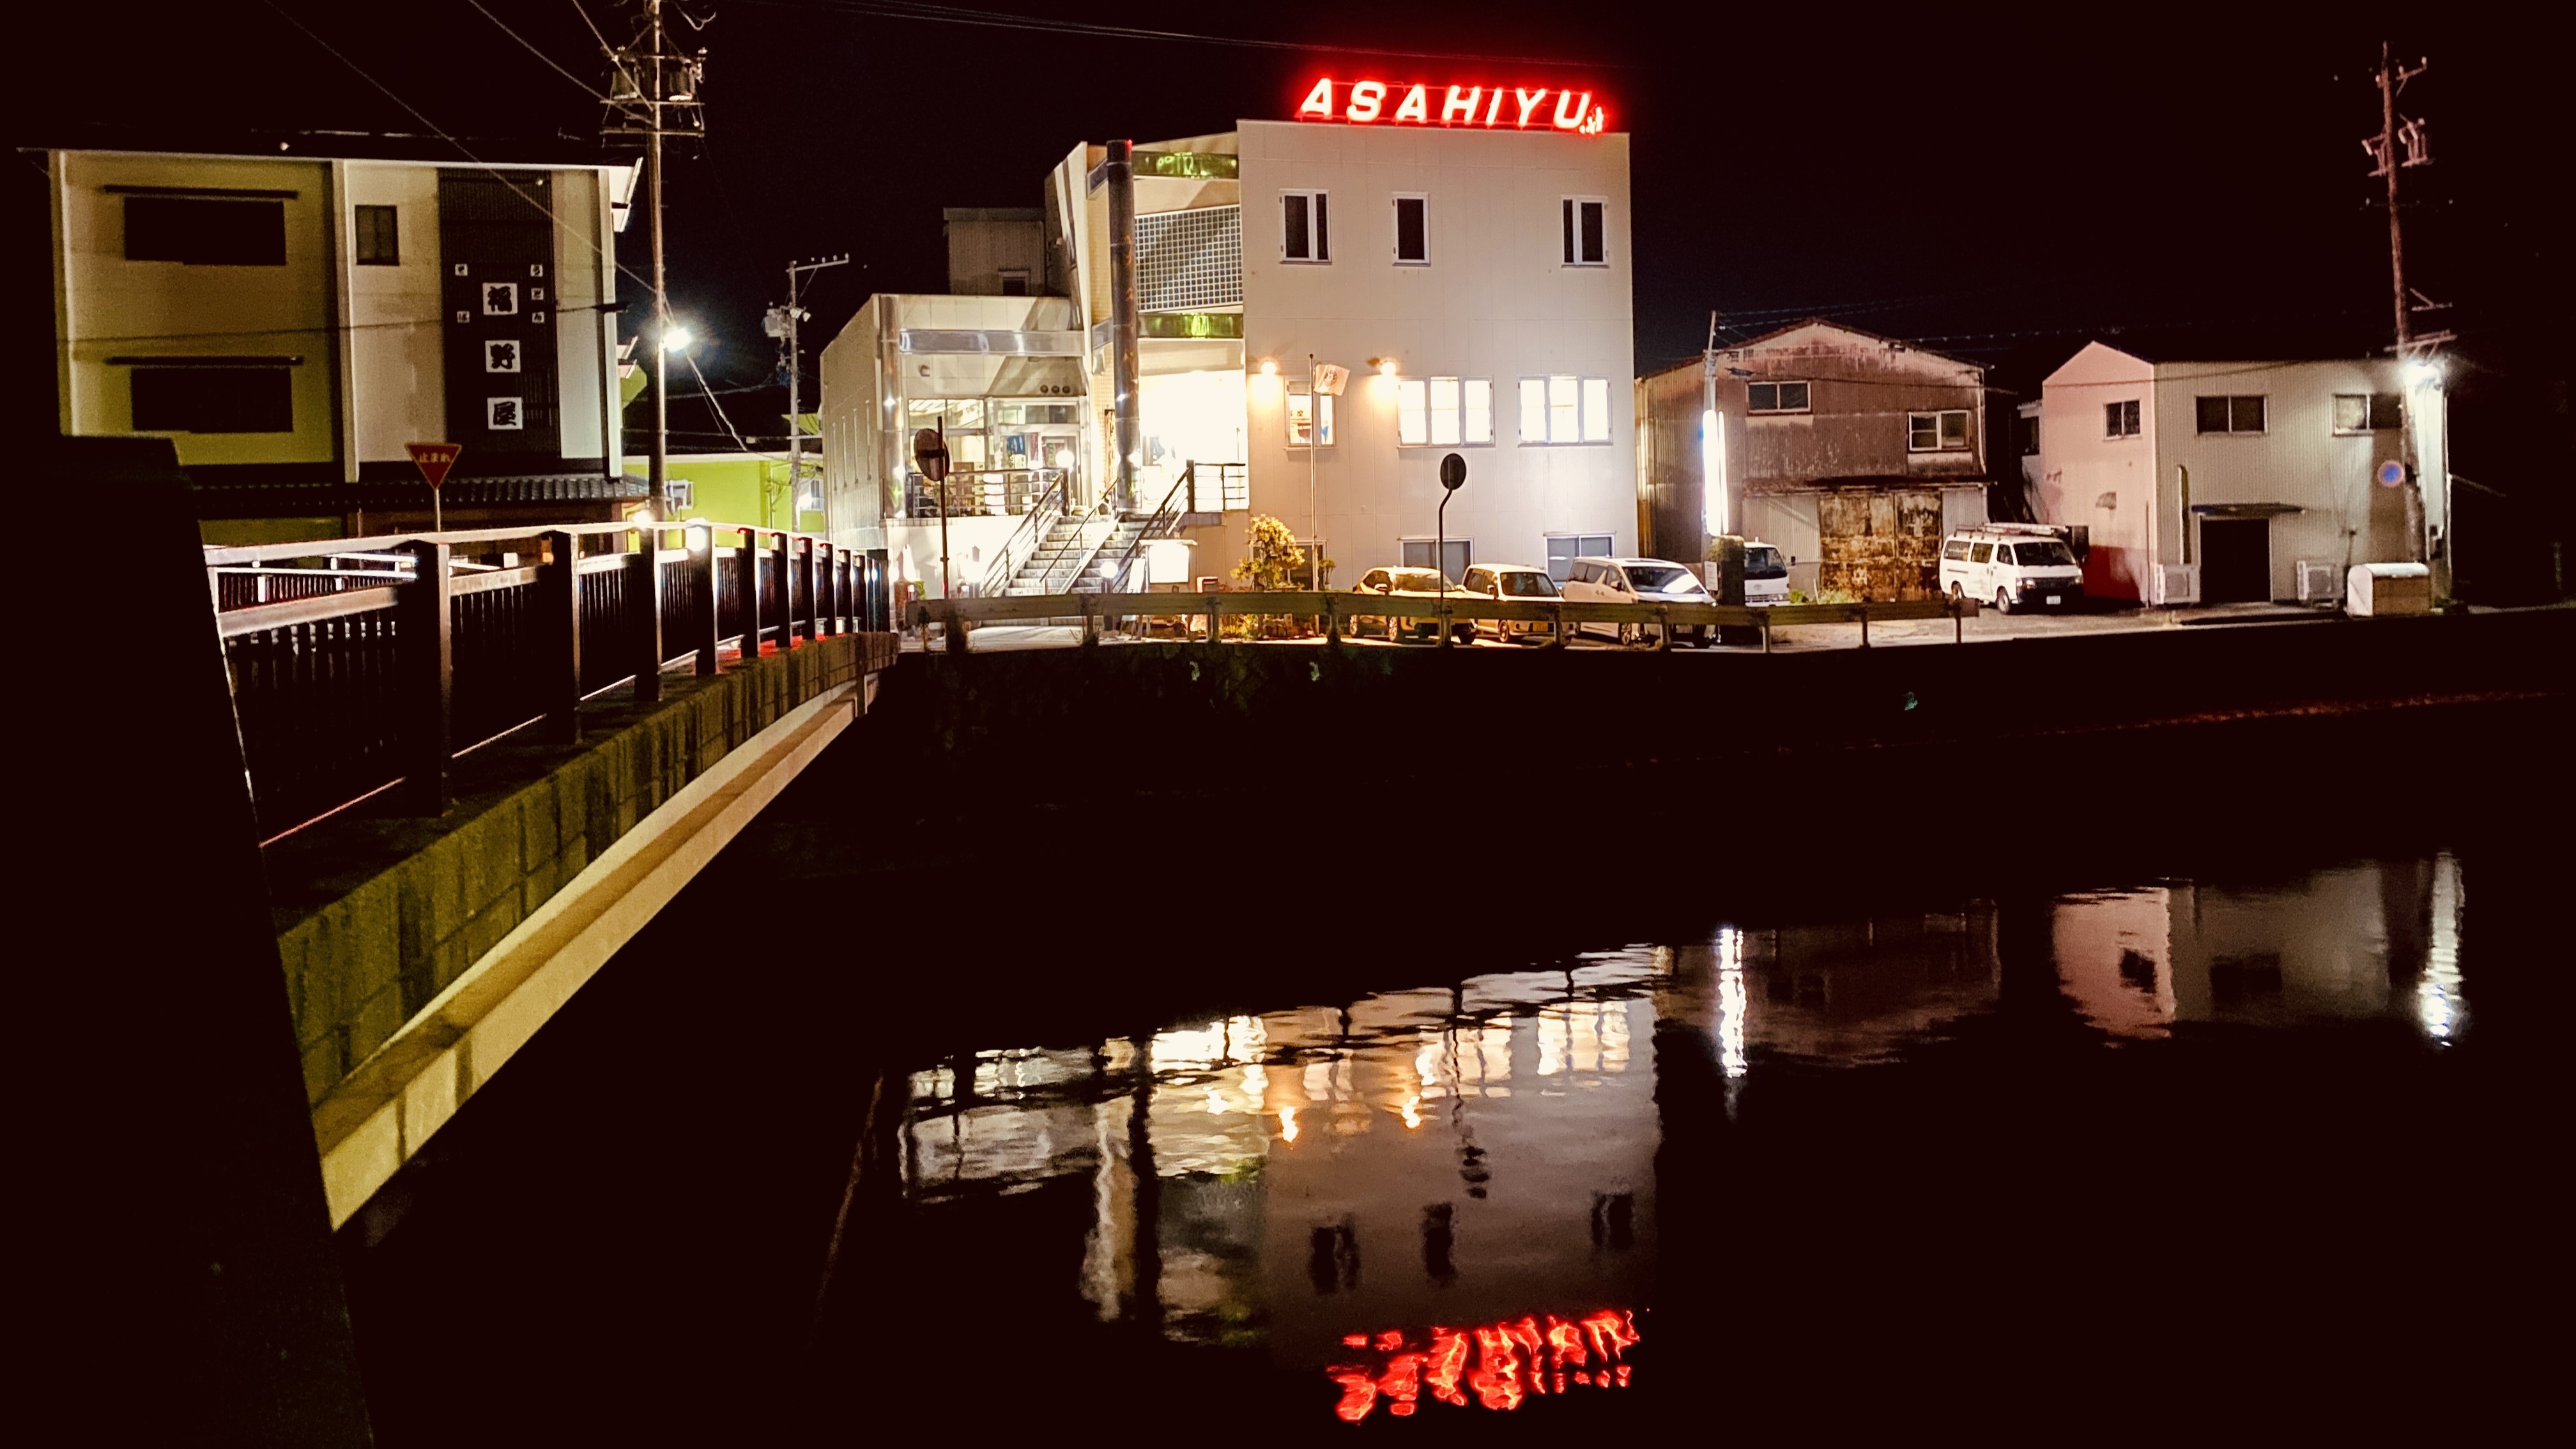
665, 478, 696, 511
1287, 385, 1335, 446
1393, 194, 1429, 264
1519, 375, 1612, 445
2104, 399, 2141, 438
997, 268, 1029, 296
354, 204, 399, 266
1908, 409, 1970, 452
1747, 381, 1810, 413
130, 364, 294, 433
1397, 377, 1494, 447
1402, 537, 1471, 580
122, 194, 287, 266
1545, 533, 1617, 583
2333, 393, 2404, 433
1282, 190, 1330, 263
2195, 395, 2267, 434
1561, 197, 1607, 266
2016, 413, 2040, 456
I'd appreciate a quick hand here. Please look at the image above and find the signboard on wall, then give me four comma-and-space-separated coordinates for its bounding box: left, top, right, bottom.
1296, 79, 1606, 134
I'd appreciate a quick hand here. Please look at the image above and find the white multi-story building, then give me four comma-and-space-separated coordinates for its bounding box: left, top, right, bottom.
821, 87, 1637, 593
2035, 341, 2450, 605
49, 145, 636, 540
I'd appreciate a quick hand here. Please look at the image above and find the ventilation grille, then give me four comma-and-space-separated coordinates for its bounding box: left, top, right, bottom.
2157, 564, 2200, 605
2296, 559, 2343, 603
1136, 205, 1241, 314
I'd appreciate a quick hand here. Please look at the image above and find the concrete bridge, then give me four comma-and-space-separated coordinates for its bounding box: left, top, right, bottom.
63, 438, 898, 1442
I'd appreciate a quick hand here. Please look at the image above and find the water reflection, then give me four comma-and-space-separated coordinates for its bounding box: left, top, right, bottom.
850, 851, 2497, 1425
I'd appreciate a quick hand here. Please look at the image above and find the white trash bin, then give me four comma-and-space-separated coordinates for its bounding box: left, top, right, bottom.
2345, 562, 2432, 618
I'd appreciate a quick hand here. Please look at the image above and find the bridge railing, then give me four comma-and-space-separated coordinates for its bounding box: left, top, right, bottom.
910, 589, 1980, 650
205, 520, 892, 841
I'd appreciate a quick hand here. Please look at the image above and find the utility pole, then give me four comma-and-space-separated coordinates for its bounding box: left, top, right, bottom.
599, 0, 706, 519
2365, 42, 2437, 354
2362, 42, 2452, 576
767, 255, 849, 529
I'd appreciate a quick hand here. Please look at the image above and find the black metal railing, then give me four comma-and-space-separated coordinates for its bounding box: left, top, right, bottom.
207, 519, 893, 841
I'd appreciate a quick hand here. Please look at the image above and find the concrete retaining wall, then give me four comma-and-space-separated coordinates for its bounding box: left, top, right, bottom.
266, 634, 894, 1105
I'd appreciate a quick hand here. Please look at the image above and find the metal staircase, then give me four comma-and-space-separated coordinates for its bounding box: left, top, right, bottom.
988, 462, 1227, 598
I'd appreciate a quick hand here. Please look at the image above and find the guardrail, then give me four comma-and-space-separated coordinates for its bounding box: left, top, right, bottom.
207, 519, 892, 840
907, 590, 1981, 650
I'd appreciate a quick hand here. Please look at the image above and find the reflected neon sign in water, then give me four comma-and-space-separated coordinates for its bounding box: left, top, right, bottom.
1328, 1308, 1640, 1422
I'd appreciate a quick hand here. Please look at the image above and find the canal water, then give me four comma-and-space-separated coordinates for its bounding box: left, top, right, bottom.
340, 796, 2565, 1441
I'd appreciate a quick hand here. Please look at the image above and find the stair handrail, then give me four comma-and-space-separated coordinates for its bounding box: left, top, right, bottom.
1034, 498, 1117, 595
977, 468, 1068, 598
1089, 464, 1196, 595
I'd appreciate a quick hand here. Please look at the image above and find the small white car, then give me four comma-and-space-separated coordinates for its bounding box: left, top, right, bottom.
1561, 556, 1717, 647
1939, 526, 2086, 613
1459, 564, 1560, 641
1351, 565, 1479, 643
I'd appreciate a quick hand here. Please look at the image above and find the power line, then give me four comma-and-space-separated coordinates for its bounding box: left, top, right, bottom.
256, 0, 654, 299
730, 0, 1626, 68
461, 0, 611, 101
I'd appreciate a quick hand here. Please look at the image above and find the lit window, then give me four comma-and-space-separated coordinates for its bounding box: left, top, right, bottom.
1747, 381, 1810, 413
1908, 410, 1970, 452
1288, 385, 1335, 446
1393, 194, 1428, 264
1429, 378, 1460, 445
1561, 197, 1607, 266
1397, 378, 1428, 445
1463, 379, 1492, 444
1282, 189, 1330, 263
2333, 394, 2404, 433
1519, 375, 1613, 444
2104, 399, 2141, 438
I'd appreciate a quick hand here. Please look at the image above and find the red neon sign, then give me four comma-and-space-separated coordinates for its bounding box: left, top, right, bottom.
1296, 79, 1607, 135
1327, 1308, 1641, 1423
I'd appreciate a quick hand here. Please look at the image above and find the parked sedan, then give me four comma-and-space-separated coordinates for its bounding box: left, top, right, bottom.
1561, 557, 1719, 647
1459, 564, 1560, 642
1350, 566, 1479, 643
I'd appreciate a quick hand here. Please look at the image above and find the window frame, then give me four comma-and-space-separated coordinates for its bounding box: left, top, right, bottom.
2332, 392, 2404, 434
1908, 408, 1971, 453
1280, 188, 1330, 264
122, 194, 288, 267
2195, 394, 2268, 435
1285, 383, 1336, 447
128, 362, 296, 433
1560, 196, 1608, 267
2104, 399, 2141, 439
1392, 192, 1429, 266
1544, 532, 1617, 583
353, 204, 399, 266
1747, 380, 1812, 415
1400, 537, 1472, 581
1518, 374, 1615, 445
1396, 376, 1498, 448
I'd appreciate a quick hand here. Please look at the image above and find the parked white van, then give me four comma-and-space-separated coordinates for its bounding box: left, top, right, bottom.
1562, 557, 1717, 647
1740, 540, 1790, 606
1938, 525, 2086, 613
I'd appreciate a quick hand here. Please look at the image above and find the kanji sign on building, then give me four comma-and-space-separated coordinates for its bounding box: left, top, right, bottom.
406, 442, 461, 491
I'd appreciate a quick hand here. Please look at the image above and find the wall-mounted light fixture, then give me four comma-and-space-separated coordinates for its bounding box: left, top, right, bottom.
1257, 358, 1279, 376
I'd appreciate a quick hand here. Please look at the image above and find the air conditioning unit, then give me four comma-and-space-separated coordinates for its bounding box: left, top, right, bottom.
2296, 559, 2343, 604
2156, 563, 2200, 606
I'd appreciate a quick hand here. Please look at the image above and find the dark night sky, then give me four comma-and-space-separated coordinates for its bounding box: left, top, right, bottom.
20, 2, 2571, 475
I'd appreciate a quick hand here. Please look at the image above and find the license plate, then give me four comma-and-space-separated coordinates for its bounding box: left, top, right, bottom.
2046, 594, 2062, 605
